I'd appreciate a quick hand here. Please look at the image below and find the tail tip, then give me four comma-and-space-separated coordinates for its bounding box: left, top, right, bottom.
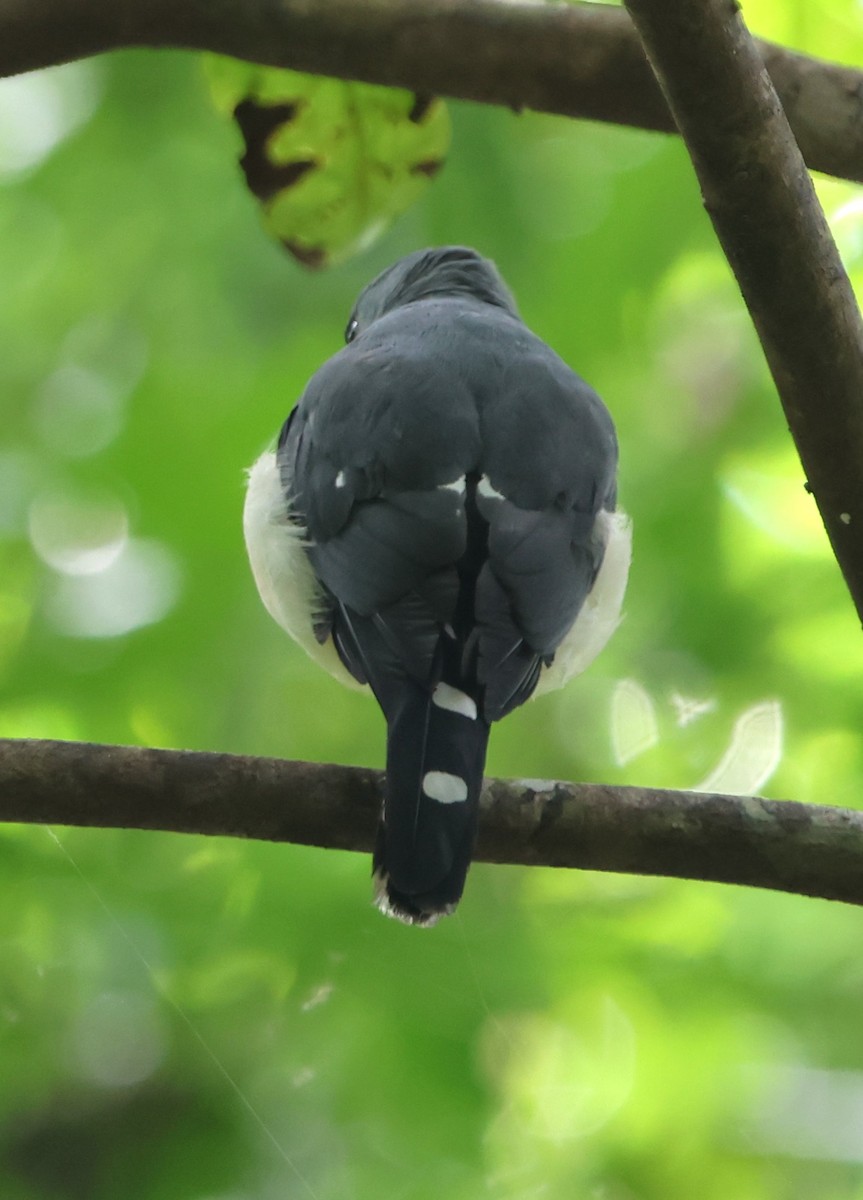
372, 870, 455, 928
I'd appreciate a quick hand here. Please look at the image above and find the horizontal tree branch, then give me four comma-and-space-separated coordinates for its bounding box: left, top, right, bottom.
2, 0, 863, 184
2, 738, 863, 907
623, 0, 863, 628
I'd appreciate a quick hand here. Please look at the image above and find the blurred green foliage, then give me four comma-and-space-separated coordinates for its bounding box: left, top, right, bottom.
1, 2, 863, 1196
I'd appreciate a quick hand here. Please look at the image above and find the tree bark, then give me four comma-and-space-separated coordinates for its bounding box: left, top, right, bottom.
1, 0, 863, 184
2, 738, 863, 907
624, 0, 863, 628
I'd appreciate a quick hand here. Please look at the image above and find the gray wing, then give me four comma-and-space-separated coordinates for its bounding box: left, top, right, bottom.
278, 323, 618, 719
278, 344, 481, 690
472, 348, 619, 717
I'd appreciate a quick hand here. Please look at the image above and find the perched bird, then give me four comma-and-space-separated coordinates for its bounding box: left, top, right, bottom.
244, 247, 630, 925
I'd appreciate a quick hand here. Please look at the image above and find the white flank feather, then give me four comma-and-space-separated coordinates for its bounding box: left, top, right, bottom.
243, 451, 365, 690
534, 508, 632, 697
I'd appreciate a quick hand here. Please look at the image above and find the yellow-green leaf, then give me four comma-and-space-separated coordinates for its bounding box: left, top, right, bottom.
206, 57, 450, 268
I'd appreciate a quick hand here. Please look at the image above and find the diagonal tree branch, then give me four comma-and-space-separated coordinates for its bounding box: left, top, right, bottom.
2, 0, 863, 185
623, 0, 863, 627
2, 737, 863, 907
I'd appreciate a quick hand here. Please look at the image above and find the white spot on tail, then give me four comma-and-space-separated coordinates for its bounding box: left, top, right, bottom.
840, 512, 851, 525
422, 771, 468, 804
432, 682, 477, 720
335, 470, 346, 489
477, 475, 505, 502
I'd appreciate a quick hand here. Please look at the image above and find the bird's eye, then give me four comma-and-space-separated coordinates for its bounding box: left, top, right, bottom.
345, 319, 359, 344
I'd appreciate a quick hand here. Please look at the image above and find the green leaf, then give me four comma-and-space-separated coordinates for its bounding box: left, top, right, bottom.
206, 57, 450, 268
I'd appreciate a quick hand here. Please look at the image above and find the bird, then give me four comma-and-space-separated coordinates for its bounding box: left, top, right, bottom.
244, 246, 631, 926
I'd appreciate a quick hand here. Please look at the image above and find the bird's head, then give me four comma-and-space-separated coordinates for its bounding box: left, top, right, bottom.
343, 245, 519, 344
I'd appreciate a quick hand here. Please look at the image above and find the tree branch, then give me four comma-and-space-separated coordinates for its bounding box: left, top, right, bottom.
2, 0, 863, 185
623, 0, 863, 627
2, 737, 863, 907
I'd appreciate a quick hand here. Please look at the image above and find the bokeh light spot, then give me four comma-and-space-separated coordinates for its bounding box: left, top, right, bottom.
32, 364, 126, 459
28, 486, 129, 575
0, 63, 103, 179
694, 700, 783, 795
43, 537, 182, 638
611, 678, 659, 766
70, 989, 167, 1089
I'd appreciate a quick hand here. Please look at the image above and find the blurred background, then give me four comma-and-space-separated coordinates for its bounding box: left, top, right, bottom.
2, 1, 863, 1196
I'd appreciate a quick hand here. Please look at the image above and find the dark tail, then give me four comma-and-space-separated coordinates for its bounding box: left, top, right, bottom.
373, 680, 490, 926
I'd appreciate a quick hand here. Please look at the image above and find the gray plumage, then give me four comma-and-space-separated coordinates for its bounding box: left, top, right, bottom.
245, 246, 629, 925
